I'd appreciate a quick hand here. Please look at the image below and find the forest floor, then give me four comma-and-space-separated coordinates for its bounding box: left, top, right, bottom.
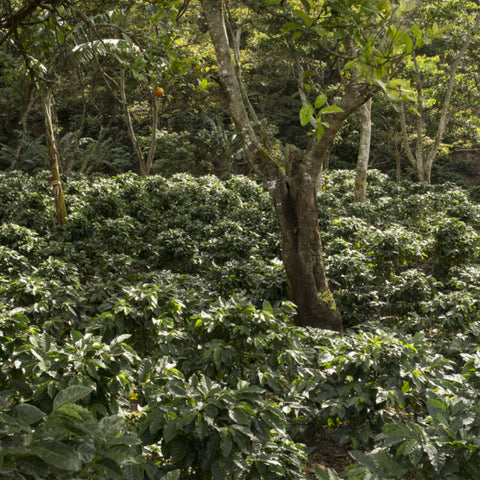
302, 433, 353, 477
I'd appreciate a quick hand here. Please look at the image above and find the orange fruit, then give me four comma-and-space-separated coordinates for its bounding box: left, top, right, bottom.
154, 87, 165, 97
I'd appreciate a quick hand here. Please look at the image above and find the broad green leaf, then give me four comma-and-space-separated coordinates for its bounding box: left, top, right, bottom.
15, 404, 45, 425
170, 437, 188, 462
163, 420, 178, 443
349, 450, 385, 476
320, 105, 343, 115
163, 470, 181, 480
31, 441, 82, 471
314, 466, 341, 479
316, 124, 325, 142
281, 22, 301, 33
97, 457, 123, 476
56, 404, 84, 419
374, 78, 387, 92
221, 433, 232, 458
299, 104, 314, 126
314, 93, 327, 109
99, 415, 124, 442
424, 443, 445, 473
124, 463, 143, 480
53, 385, 92, 410
229, 405, 253, 426
212, 460, 226, 480
294, 9, 314, 27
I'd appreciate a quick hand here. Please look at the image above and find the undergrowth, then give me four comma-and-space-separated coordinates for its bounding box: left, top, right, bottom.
1, 169, 480, 479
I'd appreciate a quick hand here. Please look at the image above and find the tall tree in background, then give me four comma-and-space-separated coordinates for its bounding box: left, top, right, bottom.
2, 1, 71, 226
400, 0, 480, 183
200, 0, 418, 331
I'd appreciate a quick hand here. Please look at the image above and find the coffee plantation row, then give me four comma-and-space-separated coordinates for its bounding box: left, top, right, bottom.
1, 170, 480, 479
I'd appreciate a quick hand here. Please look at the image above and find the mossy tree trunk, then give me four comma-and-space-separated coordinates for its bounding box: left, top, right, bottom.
201, 0, 378, 331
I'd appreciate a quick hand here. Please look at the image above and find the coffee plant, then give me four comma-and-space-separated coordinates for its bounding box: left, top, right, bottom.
1, 169, 480, 478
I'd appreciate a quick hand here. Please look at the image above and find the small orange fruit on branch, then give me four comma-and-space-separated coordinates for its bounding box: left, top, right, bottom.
154, 87, 165, 97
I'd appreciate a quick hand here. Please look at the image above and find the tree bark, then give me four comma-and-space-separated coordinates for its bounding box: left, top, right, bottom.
272, 154, 342, 331
354, 98, 372, 203
400, 12, 480, 183
201, 0, 375, 331
42, 92, 67, 226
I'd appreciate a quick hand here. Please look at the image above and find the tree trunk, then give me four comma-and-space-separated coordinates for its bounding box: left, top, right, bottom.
42, 92, 67, 226
400, 12, 480, 183
354, 98, 372, 203
201, 0, 344, 331
120, 70, 159, 176
271, 161, 342, 331
201, 0, 376, 331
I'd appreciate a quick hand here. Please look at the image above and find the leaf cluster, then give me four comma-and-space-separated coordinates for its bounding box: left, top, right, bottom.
1, 169, 480, 478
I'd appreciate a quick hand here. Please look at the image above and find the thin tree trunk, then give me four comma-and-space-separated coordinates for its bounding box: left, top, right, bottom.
400, 12, 480, 183
120, 70, 158, 176
424, 12, 480, 175
42, 92, 67, 226
120, 70, 146, 174
145, 90, 158, 175
354, 98, 372, 202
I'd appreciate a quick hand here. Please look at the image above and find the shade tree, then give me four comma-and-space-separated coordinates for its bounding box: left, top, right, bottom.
399, 0, 480, 183
200, 0, 420, 331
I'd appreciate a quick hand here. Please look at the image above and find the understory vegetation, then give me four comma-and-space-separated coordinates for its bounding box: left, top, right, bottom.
1, 169, 480, 479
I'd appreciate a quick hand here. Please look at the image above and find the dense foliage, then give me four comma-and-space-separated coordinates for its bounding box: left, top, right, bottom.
2, 0, 480, 183
1, 170, 480, 478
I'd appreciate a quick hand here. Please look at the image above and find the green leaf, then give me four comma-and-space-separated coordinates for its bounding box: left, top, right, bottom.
424, 443, 445, 473
170, 437, 188, 462
199, 78, 209, 91
401, 381, 410, 394
164, 420, 178, 443
229, 405, 253, 426
163, 470, 181, 480
349, 450, 385, 476
53, 385, 92, 410
316, 124, 325, 142
319, 105, 343, 115
212, 460, 226, 480
124, 463, 143, 480
314, 93, 327, 109
56, 404, 84, 419
31, 441, 82, 471
299, 104, 314, 126
15, 404, 45, 425
314, 466, 341, 479
97, 457, 123, 476
221, 433, 232, 458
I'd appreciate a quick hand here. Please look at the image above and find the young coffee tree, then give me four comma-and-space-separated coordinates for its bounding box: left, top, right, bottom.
200, 0, 419, 331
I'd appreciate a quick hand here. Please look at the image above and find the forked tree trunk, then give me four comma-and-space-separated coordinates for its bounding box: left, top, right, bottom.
400, 13, 480, 183
200, 0, 378, 331
42, 93, 67, 226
